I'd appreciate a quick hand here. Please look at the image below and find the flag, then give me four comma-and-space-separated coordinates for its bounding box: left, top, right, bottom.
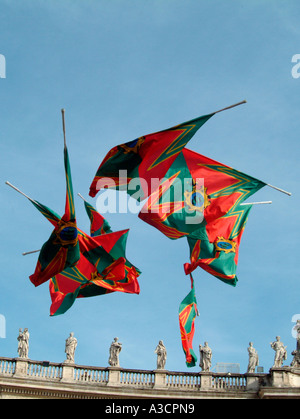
184, 203, 253, 286
139, 148, 265, 240
83, 200, 141, 288
49, 217, 141, 315
49, 255, 127, 316
84, 200, 112, 236
79, 227, 140, 288
179, 275, 198, 367
29, 146, 80, 287
89, 113, 214, 200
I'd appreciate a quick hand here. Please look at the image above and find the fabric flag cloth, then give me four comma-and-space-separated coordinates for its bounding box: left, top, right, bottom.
49, 248, 124, 316
184, 203, 252, 286
179, 275, 199, 367
49, 206, 141, 316
84, 200, 112, 236
29, 146, 80, 287
89, 113, 214, 200
139, 148, 264, 285
84, 201, 141, 294
139, 148, 266, 240
83, 200, 141, 289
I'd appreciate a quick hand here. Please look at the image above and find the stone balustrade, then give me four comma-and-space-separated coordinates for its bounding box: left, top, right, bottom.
0, 355, 299, 398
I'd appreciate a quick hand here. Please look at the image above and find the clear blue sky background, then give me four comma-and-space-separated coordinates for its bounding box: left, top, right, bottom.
0, 1, 299, 374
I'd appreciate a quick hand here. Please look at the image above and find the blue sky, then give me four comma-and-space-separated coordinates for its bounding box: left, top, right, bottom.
0, 1, 299, 374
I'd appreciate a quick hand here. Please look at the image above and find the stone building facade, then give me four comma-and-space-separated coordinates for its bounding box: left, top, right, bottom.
1, 327, 299, 399
0, 356, 300, 399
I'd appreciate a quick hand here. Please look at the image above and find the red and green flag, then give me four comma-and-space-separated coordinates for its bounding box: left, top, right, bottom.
184, 203, 252, 286
89, 113, 214, 200
139, 148, 264, 286
49, 209, 141, 316
139, 148, 265, 240
179, 275, 198, 367
49, 247, 124, 316
29, 145, 80, 287
84, 200, 112, 236
49, 230, 141, 316
89, 103, 248, 201
83, 200, 141, 286
49, 231, 140, 316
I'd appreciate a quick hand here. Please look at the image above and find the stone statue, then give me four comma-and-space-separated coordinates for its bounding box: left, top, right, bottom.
154, 340, 167, 370
17, 328, 29, 359
270, 336, 287, 368
108, 337, 122, 367
294, 319, 300, 352
17, 328, 23, 357
199, 342, 212, 372
291, 348, 300, 368
247, 342, 259, 373
290, 320, 300, 368
65, 332, 77, 363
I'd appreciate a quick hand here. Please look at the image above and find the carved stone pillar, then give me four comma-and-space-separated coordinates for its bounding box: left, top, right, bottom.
107, 367, 120, 386
154, 370, 166, 388
61, 362, 75, 382
14, 358, 28, 377
200, 372, 212, 389
270, 367, 300, 388
245, 374, 260, 391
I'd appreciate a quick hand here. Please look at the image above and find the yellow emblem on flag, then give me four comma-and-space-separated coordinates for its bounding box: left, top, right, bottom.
54, 220, 78, 246
120, 136, 145, 154
184, 182, 210, 213
214, 237, 236, 253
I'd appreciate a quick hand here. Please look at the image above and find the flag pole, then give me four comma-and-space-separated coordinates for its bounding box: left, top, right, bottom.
61, 108, 67, 149
5, 181, 36, 203
267, 184, 292, 196
212, 101, 292, 197
240, 201, 272, 206
77, 192, 87, 202
213, 100, 247, 114
22, 250, 40, 256
6, 181, 43, 256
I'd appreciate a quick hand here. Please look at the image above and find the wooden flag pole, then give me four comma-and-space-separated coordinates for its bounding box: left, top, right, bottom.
213, 100, 247, 114
240, 201, 272, 206
61, 108, 66, 149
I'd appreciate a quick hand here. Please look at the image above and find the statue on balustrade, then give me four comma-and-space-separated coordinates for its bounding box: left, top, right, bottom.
290, 320, 300, 368
17, 328, 29, 359
291, 348, 300, 368
293, 319, 300, 352
199, 342, 212, 372
108, 337, 122, 367
65, 332, 77, 363
270, 336, 287, 368
155, 340, 167, 370
247, 342, 259, 373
